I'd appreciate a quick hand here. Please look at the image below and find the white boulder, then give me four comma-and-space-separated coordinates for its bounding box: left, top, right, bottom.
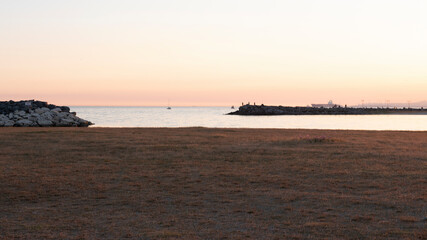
37, 119, 53, 127
35, 107, 50, 114
58, 118, 76, 126
16, 110, 26, 117
0, 114, 8, 121
40, 111, 54, 121
4, 120, 14, 127
15, 119, 34, 127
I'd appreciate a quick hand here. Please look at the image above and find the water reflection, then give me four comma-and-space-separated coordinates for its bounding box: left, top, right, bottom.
70, 106, 427, 131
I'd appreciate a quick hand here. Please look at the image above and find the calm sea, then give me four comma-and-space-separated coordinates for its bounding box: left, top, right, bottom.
70, 106, 427, 131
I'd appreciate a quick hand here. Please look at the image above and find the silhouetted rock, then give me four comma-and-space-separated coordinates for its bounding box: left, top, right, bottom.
228, 104, 427, 115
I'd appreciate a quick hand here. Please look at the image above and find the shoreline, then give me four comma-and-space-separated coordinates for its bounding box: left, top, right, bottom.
5, 126, 427, 132
85, 126, 427, 132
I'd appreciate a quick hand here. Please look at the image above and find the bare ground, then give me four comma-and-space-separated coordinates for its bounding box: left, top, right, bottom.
0, 128, 426, 239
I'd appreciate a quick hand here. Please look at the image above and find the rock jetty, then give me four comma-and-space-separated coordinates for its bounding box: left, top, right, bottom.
228, 104, 427, 115
0, 100, 93, 127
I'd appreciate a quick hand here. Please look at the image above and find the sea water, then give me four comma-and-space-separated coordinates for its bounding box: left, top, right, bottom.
70, 106, 427, 131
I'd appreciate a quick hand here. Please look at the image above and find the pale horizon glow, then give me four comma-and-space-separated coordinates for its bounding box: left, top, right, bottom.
1, 0, 426, 106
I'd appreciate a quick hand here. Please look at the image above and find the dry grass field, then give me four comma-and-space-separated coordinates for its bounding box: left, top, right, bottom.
0, 128, 426, 239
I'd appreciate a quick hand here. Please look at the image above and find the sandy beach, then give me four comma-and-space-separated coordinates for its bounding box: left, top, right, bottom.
0, 128, 426, 239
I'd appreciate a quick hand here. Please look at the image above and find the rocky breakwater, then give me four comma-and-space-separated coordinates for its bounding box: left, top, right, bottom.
0, 100, 93, 127
228, 104, 427, 115
228, 104, 366, 115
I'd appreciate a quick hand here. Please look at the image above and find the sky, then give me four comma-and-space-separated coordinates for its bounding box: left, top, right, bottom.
0, 0, 426, 106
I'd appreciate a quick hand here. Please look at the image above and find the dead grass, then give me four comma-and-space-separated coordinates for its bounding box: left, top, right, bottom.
296, 134, 339, 143
0, 127, 426, 239
399, 216, 419, 223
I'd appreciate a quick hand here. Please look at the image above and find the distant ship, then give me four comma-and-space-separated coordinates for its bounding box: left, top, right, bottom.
311, 100, 340, 108
231, 106, 235, 109
166, 100, 171, 110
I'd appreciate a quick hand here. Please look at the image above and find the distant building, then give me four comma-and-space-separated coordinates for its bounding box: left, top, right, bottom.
311, 100, 340, 108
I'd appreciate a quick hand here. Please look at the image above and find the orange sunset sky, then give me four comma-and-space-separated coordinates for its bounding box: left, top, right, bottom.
1, 0, 426, 106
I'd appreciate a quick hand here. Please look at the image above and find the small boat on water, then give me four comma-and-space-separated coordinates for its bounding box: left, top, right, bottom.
231, 105, 235, 109
167, 106, 171, 110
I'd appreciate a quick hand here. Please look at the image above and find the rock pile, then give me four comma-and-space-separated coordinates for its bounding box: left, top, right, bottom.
228, 104, 427, 115
228, 104, 358, 115
0, 100, 93, 127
